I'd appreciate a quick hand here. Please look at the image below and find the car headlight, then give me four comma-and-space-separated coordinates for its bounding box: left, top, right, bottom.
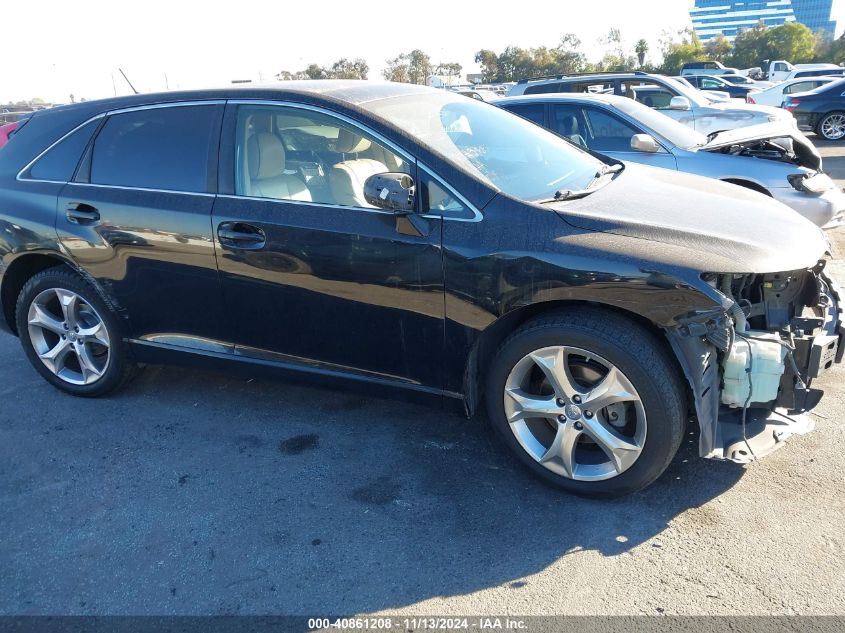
788, 172, 835, 194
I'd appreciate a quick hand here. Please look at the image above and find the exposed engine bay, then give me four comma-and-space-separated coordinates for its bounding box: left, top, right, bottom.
669, 262, 843, 463
710, 137, 806, 166
702, 125, 823, 171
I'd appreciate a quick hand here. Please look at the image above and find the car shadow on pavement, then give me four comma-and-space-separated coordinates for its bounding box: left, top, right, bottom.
0, 359, 745, 615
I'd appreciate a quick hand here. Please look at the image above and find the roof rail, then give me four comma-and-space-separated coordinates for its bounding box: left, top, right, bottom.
516, 70, 650, 84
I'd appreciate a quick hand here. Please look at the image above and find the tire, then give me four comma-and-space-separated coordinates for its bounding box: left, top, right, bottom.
485, 309, 686, 498
15, 266, 136, 397
816, 111, 845, 141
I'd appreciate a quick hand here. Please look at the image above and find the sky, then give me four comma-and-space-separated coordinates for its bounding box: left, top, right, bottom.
3, 0, 843, 104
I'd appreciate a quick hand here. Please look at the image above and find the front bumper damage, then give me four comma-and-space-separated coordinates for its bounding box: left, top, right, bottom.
667, 265, 843, 464
771, 186, 845, 230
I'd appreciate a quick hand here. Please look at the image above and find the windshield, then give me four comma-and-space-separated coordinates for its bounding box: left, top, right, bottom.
614, 98, 706, 150
364, 92, 608, 201
659, 76, 710, 107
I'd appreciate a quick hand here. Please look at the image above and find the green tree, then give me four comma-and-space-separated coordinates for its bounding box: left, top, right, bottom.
728, 23, 769, 68
474, 49, 499, 83
303, 63, 330, 79
598, 28, 637, 71
435, 62, 463, 82
833, 35, 845, 65
383, 55, 410, 82
555, 34, 587, 74
330, 58, 369, 79
382, 50, 432, 84
496, 46, 534, 81
407, 49, 433, 84
765, 22, 816, 63
635, 39, 649, 67
659, 28, 705, 74
703, 34, 732, 62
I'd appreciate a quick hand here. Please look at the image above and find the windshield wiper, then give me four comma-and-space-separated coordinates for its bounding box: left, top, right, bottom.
538, 189, 595, 204
599, 163, 624, 175
538, 163, 623, 204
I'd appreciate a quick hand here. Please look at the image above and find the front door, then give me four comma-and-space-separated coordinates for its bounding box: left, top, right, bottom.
212, 103, 444, 390
549, 104, 678, 170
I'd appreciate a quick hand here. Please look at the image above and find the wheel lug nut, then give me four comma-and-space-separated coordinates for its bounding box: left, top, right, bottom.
573, 395, 581, 404
74, 327, 79, 332
584, 410, 593, 419
556, 398, 565, 407
574, 421, 583, 430
557, 414, 566, 423
63, 323, 69, 330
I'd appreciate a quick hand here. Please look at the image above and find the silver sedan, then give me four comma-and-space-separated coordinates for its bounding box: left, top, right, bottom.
495, 93, 845, 228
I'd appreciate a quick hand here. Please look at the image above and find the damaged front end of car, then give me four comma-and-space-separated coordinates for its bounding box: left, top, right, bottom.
667, 261, 843, 463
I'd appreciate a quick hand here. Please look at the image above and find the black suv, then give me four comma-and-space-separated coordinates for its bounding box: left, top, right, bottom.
0, 81, 841, 496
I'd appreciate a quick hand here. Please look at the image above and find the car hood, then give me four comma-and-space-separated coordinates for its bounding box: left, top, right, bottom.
701, 122, 822, 170
551, 163, 829, 274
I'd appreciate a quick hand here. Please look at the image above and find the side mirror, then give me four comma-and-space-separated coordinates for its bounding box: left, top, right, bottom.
630, 134, 661, 153
364, 172, 415, 213
668, 96, 691, 111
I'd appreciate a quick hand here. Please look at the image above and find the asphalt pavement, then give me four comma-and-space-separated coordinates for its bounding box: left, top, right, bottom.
0, 140, 844, 617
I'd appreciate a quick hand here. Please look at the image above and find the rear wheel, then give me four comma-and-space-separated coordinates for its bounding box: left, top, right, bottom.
485, 309, 686, 497
816, 112, 845, 141
16, 267, 136, 396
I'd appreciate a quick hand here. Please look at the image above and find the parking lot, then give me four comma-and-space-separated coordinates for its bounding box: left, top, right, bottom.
0, 139, 843, 617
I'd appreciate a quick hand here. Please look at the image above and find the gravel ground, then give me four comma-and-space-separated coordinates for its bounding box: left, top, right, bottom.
0, 140, 844, 617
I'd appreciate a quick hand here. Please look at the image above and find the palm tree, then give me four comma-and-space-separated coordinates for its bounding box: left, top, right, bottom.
635, 39, 649, 67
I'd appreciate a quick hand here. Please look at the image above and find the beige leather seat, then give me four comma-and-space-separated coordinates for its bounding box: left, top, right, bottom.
246, 132, 312, 202
329, 129, 388, 207
555, 113, 588, 149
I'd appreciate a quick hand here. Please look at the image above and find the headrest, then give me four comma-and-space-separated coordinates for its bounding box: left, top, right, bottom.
335, 128, 372, 153
247, 132, 286, 180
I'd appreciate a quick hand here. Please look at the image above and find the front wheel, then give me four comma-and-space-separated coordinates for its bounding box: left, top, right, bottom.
816, 112, 845, 141
485, 309, 686, 497
16, 267, 136, 397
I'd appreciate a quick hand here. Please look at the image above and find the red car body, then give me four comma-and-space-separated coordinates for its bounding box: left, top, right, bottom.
0, 122, 19, 149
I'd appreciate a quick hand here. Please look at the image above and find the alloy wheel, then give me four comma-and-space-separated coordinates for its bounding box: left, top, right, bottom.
27, 288, 111, 386
821, 114, 845, 141
503, 346, 647, 481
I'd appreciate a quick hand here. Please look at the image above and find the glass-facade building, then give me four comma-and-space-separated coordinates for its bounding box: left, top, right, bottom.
790, 0, 837, 36
690, 0, 837, 42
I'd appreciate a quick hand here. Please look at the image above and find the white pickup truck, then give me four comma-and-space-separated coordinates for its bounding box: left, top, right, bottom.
767, 61, 844, 82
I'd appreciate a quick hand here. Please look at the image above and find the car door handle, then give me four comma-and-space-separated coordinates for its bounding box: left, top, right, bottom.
217, 222, 266, 249
66, 203, 100, 224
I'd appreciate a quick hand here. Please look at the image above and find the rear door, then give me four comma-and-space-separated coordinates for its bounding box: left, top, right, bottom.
56, 102, 227, 346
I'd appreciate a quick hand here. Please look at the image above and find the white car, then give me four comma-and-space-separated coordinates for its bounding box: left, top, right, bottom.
748, 77, 840, 107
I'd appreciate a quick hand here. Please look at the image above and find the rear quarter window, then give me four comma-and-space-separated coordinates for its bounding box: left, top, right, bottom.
524, 83, 560, 95
26, 118, 101, 182
89, 104, 220, 193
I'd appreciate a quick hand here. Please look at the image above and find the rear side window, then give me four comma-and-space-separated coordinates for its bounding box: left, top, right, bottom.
27, 118, 100, 182
504, 103, 545, 126
90, 105, 219, 192
524, 83, 560, 95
